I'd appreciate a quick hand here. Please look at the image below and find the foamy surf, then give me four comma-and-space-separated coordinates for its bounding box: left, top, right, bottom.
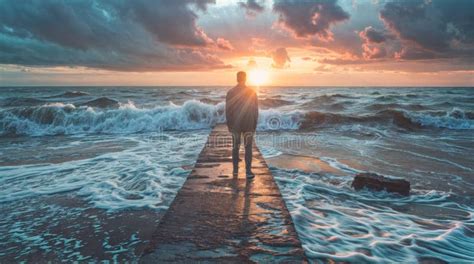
0, 131, 209, 210
267, 164, 474, 263
1, 86, 473, 262
1, 98, 473, 137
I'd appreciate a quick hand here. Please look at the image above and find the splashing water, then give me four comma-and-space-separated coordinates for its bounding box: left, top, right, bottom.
1, 86, 473, 261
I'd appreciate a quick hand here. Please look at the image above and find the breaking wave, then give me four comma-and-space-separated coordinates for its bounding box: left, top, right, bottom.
0, 100, 225, 136
300, 109, 474, 130
0, 99, 303, 136
408, 108, 474, 130
1, 99, 473, 136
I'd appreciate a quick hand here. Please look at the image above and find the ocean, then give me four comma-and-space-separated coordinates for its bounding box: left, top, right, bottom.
0, 86, 473, 262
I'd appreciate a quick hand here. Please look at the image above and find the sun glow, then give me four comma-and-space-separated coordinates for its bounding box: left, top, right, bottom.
248, 69, 270, 86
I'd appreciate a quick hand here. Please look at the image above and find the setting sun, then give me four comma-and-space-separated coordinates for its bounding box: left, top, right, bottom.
248, 69, 270, 86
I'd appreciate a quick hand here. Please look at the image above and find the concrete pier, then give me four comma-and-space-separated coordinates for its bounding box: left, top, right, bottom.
141, 125, 306, 263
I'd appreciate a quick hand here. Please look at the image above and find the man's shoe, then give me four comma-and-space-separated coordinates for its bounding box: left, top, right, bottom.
246, 171, 255, 179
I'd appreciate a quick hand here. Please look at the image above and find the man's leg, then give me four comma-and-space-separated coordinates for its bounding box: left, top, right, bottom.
243, 132, 254, 177
232, 131, 241, 174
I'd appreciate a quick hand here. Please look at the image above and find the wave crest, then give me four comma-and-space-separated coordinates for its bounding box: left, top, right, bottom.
300, 109, 474, 130
407, 108, 474, 130
1, 98, 472, 136
0, 100, 226, 136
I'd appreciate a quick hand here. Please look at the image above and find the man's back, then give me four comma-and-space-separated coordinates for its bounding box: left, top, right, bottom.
226, 84, 258, 132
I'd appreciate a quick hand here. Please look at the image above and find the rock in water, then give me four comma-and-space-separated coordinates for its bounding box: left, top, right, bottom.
351, 172, 410, 196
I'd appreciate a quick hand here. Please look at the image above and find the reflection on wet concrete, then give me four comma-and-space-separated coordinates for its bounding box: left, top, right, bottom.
141, 125, 306, 262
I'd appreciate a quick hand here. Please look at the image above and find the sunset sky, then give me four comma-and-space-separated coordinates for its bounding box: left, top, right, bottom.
1, 0, 473, 86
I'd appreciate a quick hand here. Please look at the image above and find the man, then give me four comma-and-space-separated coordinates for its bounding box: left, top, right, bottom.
226, 71, 259, 179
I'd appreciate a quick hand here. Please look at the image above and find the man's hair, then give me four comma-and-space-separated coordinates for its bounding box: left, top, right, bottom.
237, 71, 246, 83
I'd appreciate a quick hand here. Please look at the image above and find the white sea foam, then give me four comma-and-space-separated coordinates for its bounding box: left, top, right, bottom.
0, 131, 209, 210
406, 108, 474, 130
268, 166, 474, 263
0, 99, 307, 136
1, 87, 473, 261
2, 97, 473, 137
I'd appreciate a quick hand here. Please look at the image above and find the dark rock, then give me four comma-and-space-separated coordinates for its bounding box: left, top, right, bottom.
351, 172, 410, 196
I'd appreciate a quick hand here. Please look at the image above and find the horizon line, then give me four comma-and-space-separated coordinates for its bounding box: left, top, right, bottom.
1, 85, 473, 88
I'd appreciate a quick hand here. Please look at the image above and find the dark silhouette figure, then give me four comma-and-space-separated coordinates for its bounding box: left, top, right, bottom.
226, 71, 259, 179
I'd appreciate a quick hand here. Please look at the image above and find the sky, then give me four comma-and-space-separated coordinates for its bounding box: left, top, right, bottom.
0, 0, 473, 86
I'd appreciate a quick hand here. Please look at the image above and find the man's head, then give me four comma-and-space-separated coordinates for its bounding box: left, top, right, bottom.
237, 71, 246, 85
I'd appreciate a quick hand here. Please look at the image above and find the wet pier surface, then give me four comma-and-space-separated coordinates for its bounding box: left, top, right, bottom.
141, 125, 306, 263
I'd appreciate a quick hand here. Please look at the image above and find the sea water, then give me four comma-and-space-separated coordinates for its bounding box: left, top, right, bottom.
0, 86, 472, 262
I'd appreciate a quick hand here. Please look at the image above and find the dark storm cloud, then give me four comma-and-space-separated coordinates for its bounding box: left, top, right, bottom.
0, 0, 117, 50
359, 27, 386, 44
273, 0, 349, 40
126, 0, 214, 46
0, 32, 228, 71
239, 0, 265, 16
0, 0, 230, 71
380, 0, 474, 59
